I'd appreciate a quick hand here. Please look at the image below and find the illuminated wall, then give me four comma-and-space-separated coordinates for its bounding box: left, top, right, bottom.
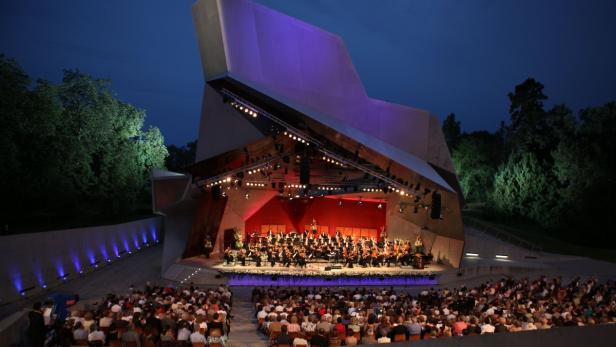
0, 217, 162, 303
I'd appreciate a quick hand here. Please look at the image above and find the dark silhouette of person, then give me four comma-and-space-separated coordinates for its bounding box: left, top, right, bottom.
28, 302, 45, 347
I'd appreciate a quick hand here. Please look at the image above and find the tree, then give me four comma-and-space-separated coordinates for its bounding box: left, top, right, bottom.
490, 152, 559, 228
442, 113, 461, 151
551, 103, 616, 242
166, 140, 197, 172
452, 131, 503, 203
507, 78, 549, 155
0, 55, 168, 229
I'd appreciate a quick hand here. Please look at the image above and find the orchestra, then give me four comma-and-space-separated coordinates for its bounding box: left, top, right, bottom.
221, 226, 430, 269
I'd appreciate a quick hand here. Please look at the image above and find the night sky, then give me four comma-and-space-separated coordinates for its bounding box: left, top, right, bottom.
1, 0, 615, 146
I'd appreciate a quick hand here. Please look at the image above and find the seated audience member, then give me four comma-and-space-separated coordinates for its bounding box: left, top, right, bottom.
362, 327, 377, 345
177, 321, 191, 342
334, 317, 346, 336
293, 334, 309, 346
377, 334, 391, 344
121, 324, 141, 347
315, 315, 332, 334
345, 330, 358, 346
160, 328, 175, 342
190, 323, 207, 344
73, 322, 88, 342
390, 316, 409, 340
310, 328, 329, 347
87, 324, 105, 344
99, 311, 113, 330
277, 324, 293, 346
287, 315, 301, 333
269, 316, 283, 335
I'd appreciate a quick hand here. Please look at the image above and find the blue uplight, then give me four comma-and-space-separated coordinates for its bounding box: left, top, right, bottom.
13, 275, 23, 294
86, 249, 96, 265
132, 234, 141, 249
100, 246, 109, 261
71, 255, 82, 273
141, 227, 148, 243
150, 224, 157, 241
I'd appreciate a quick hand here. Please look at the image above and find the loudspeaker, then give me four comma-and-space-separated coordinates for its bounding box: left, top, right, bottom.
300, 158, 310, 185
430, 191, 441, 219
275, 143, 284, 153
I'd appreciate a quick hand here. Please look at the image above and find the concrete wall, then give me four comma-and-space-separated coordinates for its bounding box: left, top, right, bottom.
160, 198, 200, 273
0, 217, 162, 303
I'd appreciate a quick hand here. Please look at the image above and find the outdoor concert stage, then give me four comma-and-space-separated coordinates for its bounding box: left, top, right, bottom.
154, 0, 467, 279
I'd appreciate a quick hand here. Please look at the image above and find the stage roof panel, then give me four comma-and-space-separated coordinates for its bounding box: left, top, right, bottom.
193, 0, 454, 170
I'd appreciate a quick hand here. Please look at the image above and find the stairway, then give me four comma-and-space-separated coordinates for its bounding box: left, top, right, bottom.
228, 287, 268, 347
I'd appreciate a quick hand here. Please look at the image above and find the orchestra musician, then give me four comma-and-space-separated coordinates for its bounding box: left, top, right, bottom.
310, 218, 318, 235
223, 246, 234, 265
228, 228, 428, 269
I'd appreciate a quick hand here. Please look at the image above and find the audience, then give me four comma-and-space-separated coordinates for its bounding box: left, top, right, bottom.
22, 275, 616, 346
34, 283, 232, 347
253, 276, 616, 345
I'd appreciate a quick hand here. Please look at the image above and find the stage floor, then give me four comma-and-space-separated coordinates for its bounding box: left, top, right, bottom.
170, 256, 448, 286
211, 261, 446, 277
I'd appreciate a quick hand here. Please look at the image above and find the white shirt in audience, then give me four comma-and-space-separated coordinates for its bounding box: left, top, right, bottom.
190, 331, 207, 344
377, 336, 391, 343
177, 327, 191, 341
293, 337, 309, 346
88, 331, 105, 342
99, 317, 112, 328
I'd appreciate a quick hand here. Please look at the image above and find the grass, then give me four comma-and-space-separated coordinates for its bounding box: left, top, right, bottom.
462, 207, 616, 264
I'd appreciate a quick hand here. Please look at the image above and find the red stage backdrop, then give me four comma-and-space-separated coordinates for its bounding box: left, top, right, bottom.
244, 196, 386, 239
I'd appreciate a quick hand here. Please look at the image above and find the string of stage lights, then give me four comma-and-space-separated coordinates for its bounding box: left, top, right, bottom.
205, 89, 442, 218
219, 89, 431, 198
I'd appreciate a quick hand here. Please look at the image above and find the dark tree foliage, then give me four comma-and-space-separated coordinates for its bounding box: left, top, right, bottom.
442, 113, 461, 151
166, 140, 197, 172
507, 78, 549, 155
0, 55, 167, 231
451, 77, 616, 245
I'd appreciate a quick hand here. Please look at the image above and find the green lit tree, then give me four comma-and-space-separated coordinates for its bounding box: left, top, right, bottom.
490, 152, 559, 227
0, 55, 168, 229
452, 131, 503, 202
